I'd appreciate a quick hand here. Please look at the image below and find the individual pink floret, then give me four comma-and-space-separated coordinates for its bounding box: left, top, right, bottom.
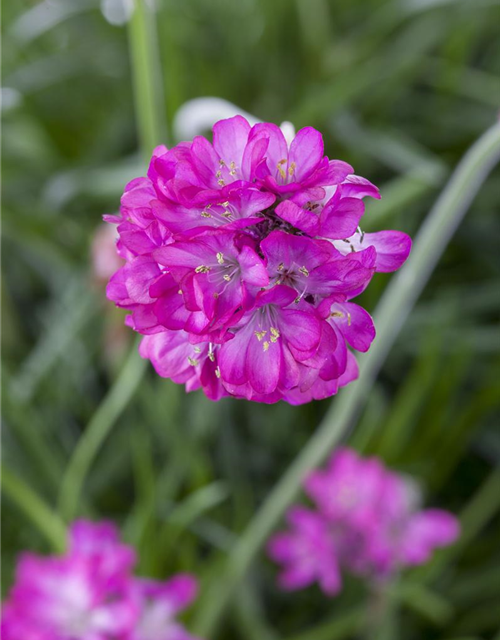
1, 521, 202, 640
268, 448, 460, 595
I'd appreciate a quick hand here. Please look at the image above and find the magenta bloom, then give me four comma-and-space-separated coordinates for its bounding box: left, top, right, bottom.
1, 520, 201, 640
104, 117, 411, 403
268, 448, 459, 595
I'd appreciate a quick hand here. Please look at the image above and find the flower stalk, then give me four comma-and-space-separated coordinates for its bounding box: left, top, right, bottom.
128, 0, 167, 156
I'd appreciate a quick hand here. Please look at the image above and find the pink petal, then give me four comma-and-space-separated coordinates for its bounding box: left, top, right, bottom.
190, 136, 219, 188
275, 200, 320, 236
288, 126, 324, 181
238, 245, 269, 287
212, 115, 251, 169
249, 122, 288, 175
218, 325, 252, 385
320, 197, 365, 240
280, 309, 321, 353
329, 302, 375, 352
246, 334, 282, 395
341, 174, 381, 199
362, 230, 412, 272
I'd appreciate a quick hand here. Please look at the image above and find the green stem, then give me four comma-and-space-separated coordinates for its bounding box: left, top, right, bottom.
58, 339, 147, 520
128, 0, 167, 157
3, 467, 67, 553
365, 583, 399, 640
193, 121, 500, 636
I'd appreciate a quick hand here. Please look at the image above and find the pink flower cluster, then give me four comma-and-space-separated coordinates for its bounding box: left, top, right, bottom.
1, 520, 201, 640
268, 448, 460, 595
105, 116, 411, 404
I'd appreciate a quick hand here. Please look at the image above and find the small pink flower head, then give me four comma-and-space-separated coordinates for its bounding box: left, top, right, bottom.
104, 116, 411, 403
1, 520, 202, 640
0, 552, 137, 640
268, 448, 460, 596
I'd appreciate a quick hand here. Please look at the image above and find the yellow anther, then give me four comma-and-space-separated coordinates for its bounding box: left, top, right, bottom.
220, 201, 230, 207
195, 265, 210, 273
277, 262, 284, 271
216, 252, 224, 265
229, 161, 237, 176
294, 296, 301, 304
223, 274, 231, 282
254, 330, 267, 342
270, 327, 280, 343
208, 351, 215, 362
187, 357, 199, 367
218, 179, 226, 186
277, 159, 287, 180
216, 170, 222, 178
201, 211, 212, 218
215, 366, 221, 378
193, 346, 201, 354
219, 159, 226, 166
263, 341, 270, 352
299, 266, 309, 277
329, 311, 344, 319
347, 312, 352, 326
178, 289, 183, 295
288, 161, 296, 176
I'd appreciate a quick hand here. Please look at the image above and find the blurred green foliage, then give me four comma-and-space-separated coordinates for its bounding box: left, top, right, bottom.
2, 0, 500, 638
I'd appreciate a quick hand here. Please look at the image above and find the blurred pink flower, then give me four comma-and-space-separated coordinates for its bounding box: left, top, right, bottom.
1, 520, 201, 640
268, 448, 460, 596
91, 224, 123, 283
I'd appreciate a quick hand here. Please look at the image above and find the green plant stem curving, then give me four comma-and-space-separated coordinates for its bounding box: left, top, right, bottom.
58, 340, 147, 520
3, 467, 67, 553
194, 121, 500, 636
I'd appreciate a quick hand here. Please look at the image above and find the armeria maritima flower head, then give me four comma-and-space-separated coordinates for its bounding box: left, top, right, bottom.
1, 520, 201, 640
268, 448, 460, 596
105, 117, 411, 404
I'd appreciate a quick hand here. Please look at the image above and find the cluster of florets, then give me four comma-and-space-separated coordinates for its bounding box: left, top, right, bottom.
105, 116, 411, 404
268, 448, 460, 595
1, 520, 201, 640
